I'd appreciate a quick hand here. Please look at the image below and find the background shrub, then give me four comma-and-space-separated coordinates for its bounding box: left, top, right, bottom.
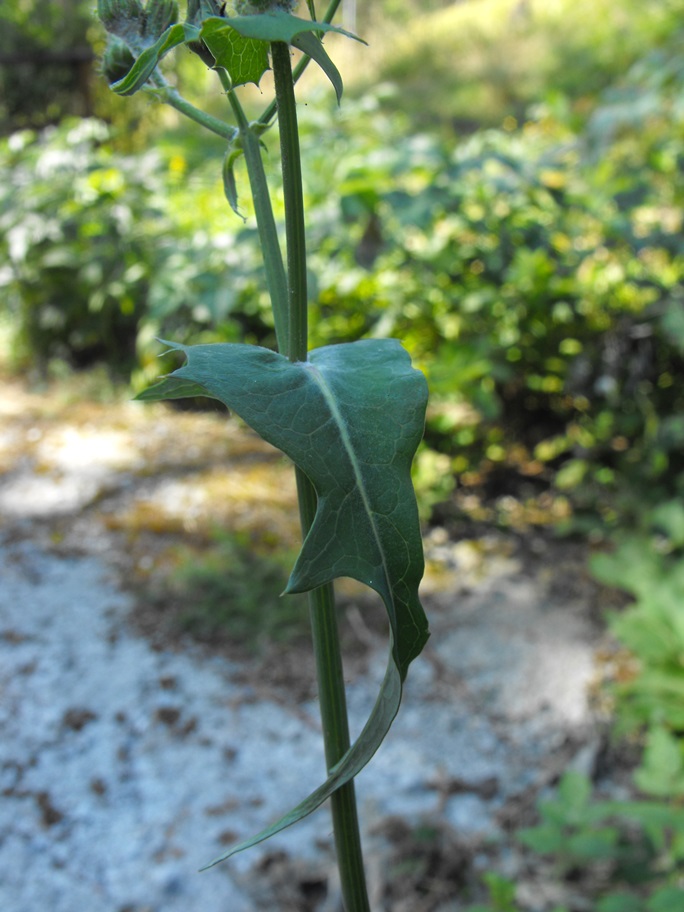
0, 119, 168, 375
2, 0, 684, 528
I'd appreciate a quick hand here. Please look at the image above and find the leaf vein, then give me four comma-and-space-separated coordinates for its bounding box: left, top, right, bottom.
305, 363, 393, 598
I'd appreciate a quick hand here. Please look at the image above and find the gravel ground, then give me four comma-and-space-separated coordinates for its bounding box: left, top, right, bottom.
0, 376, 604, 911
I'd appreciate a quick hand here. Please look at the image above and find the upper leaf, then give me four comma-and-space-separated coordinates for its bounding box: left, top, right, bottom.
198, 11, 362, 97
105, 7, 363, 97
290, 30, 343, 103
200, 16, 269, 86
220, 9, 362, 45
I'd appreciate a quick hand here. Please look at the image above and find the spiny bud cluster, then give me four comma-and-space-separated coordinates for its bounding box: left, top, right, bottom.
101, 36, 136, 84
98, 0, 179, 83
98, 0, 179, 46
185, 0, 224, 67
185, 0, 297, 20
234, 0, 297, 12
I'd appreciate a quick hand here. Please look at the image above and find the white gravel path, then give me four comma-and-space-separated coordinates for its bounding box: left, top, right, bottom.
0, 533, 599, 912
0, 384, 601, 911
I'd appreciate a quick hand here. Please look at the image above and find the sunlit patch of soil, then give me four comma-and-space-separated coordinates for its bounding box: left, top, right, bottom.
102, 462, 299, 543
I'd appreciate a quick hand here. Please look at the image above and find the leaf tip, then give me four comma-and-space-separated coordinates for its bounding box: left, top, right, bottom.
155, 336, 187, 354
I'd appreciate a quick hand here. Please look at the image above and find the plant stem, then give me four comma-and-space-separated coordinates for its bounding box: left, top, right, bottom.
271, 41, 308, 363
258, 0, 344, 126
217, 69, 290, 353
294, 466, 372, 912
271, 39, 371, 912
152, 81, 239, 142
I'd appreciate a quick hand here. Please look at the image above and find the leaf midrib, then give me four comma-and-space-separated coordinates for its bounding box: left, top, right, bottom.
305, 362, 392, 605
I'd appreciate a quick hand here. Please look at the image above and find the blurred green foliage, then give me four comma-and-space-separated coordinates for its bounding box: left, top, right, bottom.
3, 12, 684, 527
307, 37, 684, 529
591, 503, 684, 762
0, 119, 168, 374
0, 0, 683, 503
372, 0, 684, 131
514, 770, 684, 912
0, 0, 95, 132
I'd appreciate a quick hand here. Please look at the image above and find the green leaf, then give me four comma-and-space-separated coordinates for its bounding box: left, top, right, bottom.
566, 827, 619, 862
635, 726, 684, 797
222, 147, 244, 217
517, 823, 566, 855
141, 374, 207, 399
651, 501, 684, 548
647, 886, 684, 912
662, 299, 684, 355
597, 893, 642, 912
557, 770, 592, 816
111, 22, 199, 95
590, 538, 662, 600
138, 338, 429, 862
482, 871, 517, 910
216, 9, 364, 100
200, 17, 269, 87
290, 30, 344, 103
141, 338, 428, 674
221, 10, 362, 45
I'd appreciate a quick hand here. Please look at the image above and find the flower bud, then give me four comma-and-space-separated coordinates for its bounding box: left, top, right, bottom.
235, 0, 297, 11
186, 0, 222, 21
185, 0, 224, 67
143, 0, 179, 40
101, 36, 136, 84
97, 0, 144, 38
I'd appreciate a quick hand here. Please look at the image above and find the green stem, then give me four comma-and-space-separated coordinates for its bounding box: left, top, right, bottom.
271, 40, 371, 912
152, 82, 238, 142
295, 467, 372, 912
258, 0, 344, 126
217, 69, 290, 353
272, 41, 308, 363
149, 72, 287, 349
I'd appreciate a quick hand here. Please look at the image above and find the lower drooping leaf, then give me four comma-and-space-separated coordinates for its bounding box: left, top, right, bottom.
138, 338, 429, 864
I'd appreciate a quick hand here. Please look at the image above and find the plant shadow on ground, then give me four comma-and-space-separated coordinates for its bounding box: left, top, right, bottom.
161, 530, 310, 650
